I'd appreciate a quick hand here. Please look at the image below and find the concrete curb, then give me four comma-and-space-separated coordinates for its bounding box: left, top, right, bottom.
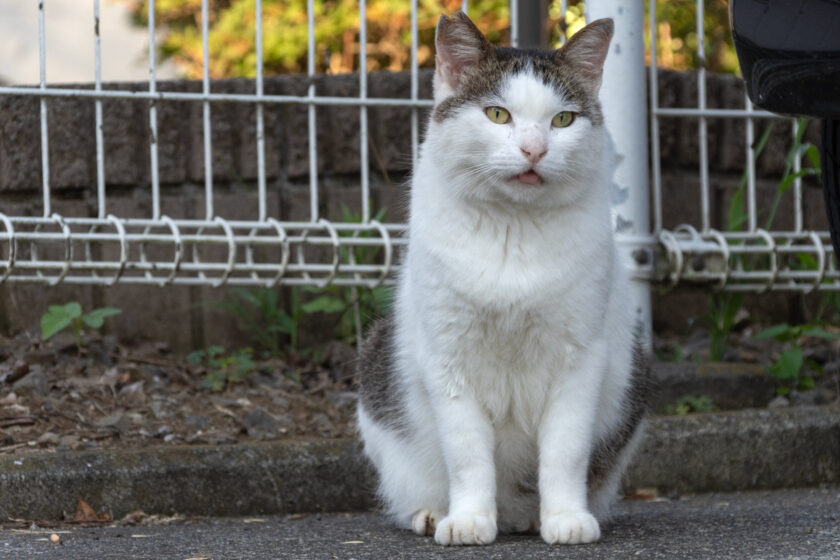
1, 406, 837, 520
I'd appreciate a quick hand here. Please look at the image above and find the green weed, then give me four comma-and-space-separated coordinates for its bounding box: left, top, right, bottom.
41, 302, 121, 350
754, 323, 840, 396
187, 345, 256, 391
666, 395, 717, 415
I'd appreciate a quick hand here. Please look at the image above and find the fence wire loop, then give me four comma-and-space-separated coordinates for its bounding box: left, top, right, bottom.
705, 228, 730, 290
369, 219, 392, 288
755, 228, 777, 293
264, 218, 290, 288
106, 214, 128, 286
806, 231, 826, 293
160, 215, 184, 286
213, 216, 237, 288
657, 229, 683, 290
49, 213, 73, 286
0, 212, 15, 284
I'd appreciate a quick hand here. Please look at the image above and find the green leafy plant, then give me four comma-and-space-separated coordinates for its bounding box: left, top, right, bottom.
666, 395, 717, 415
707, 118, 822, 362
206, 288, 293, 357
754, 323, 840, 396
187, 345, 256, 391
41, 302, 121, 349
208, 205, 393, 355
654, 343, 684, 363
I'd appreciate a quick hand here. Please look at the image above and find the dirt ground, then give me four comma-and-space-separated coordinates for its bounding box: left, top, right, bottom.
0, 331, 358, 456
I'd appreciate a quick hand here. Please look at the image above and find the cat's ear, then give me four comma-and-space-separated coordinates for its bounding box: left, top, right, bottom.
434, 12, 493, 98
555, 18, 614, 93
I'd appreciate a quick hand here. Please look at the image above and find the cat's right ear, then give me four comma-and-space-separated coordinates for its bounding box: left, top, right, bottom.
434, 12, 492, 101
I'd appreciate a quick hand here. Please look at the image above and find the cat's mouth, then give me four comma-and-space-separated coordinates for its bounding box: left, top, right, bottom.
512, 170, 543, 185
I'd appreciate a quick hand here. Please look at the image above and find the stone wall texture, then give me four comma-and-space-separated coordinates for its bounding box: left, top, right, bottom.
0, 69, 828, 348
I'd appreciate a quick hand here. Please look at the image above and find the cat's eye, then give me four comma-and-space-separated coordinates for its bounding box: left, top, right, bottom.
551, 111, 576, 128
485, 106, 511, 124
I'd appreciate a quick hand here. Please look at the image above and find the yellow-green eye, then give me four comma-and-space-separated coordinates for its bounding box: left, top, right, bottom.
485, 106, 511, 124
552, 111, 575, 128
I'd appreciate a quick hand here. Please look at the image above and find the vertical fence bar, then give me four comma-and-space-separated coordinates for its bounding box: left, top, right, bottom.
255, 0, 267, 221
745, 95, 757, 232
461, 1, 468, 14
359, 0, 370, 224
94, 0, 106, 219
648, 0, 662, 233
793, 119, 803, 232
558, 0, 567, 45
510, 0, 519, 48
38, 0, 51, 217
148, 0, 161, 220
410, 0, 418, 171
587, 0, 652, 345
201, 0, 214, 220
307, 0, 319, 221
696, 0, 710, 232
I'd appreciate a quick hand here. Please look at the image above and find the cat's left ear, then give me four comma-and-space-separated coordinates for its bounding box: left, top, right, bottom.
434, 12, 493, 99
554, 18, 614, 93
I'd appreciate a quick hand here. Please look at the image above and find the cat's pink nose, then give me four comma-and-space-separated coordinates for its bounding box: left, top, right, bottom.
520, 145, 547, 164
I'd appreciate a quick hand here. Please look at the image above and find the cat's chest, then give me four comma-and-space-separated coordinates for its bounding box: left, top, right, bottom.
417, 211, 599, 306
440, 303, 565, 428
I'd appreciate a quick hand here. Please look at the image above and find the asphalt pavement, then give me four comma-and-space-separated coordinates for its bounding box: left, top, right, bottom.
2, 488, 838, 560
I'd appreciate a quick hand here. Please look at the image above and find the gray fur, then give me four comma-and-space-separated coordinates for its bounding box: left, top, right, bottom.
357, 316, 406, 431
587, 332, 651, 494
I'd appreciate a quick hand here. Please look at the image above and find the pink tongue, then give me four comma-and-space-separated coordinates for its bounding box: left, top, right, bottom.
517, 170, 541, 185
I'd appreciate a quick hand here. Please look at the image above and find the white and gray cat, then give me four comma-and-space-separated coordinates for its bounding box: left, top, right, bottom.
357, 12, 649, 546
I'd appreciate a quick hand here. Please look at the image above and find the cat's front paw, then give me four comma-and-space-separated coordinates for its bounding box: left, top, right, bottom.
411, 509, 445, 537
434, 512, 497, 546
541, 511, 600, 545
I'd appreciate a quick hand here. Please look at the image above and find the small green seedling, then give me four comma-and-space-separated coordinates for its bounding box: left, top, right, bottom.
41, 302, 121, 349
187, 345, 256, 391
666, 395, 717, 415
755, 323, 840, 395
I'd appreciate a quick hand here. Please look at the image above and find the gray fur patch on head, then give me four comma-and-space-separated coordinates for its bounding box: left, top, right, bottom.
587, 327, 652, 494
357, 316, 407, 432
433, 16, 613, 126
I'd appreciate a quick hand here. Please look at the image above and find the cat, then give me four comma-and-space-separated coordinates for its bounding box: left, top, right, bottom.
357, 11, 649, 547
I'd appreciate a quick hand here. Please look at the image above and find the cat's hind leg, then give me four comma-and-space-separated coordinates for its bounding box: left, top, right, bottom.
356, 318, 449, 533
587, 339, 651, 522
357, 404, 448, 533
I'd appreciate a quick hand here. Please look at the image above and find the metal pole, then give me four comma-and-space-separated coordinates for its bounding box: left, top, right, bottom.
516, 0, 548, 49
585, 0, 653, 346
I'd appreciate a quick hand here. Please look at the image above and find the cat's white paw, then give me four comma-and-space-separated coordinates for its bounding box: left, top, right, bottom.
411, 509, 445, 537
541, 511, 601, 545
434, 512, 497, 546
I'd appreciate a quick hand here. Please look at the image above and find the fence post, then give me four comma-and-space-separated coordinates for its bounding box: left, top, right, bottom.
516, 0, 549, 48
585, 0, 653, 346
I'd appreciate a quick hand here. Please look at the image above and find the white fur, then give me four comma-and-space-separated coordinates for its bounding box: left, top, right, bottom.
358, 68, 639, 546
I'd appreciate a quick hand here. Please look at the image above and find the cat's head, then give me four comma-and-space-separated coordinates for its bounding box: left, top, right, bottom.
428, 12, 613, 208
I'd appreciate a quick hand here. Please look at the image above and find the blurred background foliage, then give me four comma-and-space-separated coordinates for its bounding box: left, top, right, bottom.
118, 0, 738, 79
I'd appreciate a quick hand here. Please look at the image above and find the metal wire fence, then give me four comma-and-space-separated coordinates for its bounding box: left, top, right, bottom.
649, 0, 838, 293
0, 0, 835, 299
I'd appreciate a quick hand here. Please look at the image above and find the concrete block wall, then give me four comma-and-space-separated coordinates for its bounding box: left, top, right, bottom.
0, 69, 827, 349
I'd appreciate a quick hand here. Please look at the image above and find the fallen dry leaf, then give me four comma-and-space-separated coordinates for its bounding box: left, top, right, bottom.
74, 498, 111, 523
626, 487, 659, 501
